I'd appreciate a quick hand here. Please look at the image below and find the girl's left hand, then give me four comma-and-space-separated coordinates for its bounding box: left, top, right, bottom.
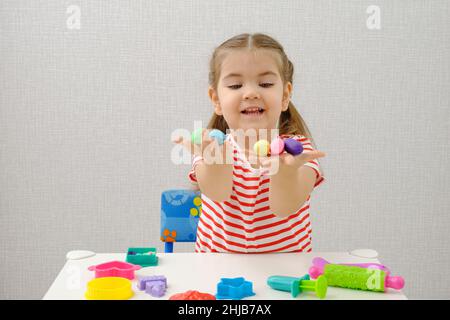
259, 150, 326, 176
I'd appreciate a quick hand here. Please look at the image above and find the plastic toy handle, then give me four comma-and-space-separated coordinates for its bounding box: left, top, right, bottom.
385, 276, 405, 290
300, 276, 328, 299
132, 264, 142, 271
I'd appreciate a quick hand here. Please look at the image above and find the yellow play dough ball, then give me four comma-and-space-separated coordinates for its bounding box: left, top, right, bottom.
253, 140, 270, 157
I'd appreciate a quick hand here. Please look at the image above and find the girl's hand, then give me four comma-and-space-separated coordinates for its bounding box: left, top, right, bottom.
259, 150, 326, 176
172, 129, 233, 165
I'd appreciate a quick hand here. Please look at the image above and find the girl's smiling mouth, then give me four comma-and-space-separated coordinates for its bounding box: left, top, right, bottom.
240, 106, 265, 116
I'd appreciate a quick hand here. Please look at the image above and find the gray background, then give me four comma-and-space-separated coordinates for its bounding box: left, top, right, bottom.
0, 0, 449, 299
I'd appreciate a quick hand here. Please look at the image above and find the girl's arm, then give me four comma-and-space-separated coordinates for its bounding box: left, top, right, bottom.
262, 149, 325, 218
174, 130, 234, 202
195, 161, 233, 202
269, 165, 317, 218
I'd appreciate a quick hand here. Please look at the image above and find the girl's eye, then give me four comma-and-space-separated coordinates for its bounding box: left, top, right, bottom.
227, 83, 274, 90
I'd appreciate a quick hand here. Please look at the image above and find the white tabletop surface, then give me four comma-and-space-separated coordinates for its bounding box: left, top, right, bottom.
43, 252, 407, 300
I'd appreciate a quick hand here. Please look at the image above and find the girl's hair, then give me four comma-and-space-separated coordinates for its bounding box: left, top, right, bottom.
207, 33, 317, 148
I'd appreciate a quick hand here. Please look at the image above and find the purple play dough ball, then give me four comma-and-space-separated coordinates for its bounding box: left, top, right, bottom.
283, 138, 303, 156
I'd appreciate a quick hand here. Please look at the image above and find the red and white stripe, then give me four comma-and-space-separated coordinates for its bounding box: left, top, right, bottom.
188, 134, 324, 253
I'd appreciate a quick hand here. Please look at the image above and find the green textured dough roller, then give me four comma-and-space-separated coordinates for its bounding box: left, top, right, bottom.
323, 264, 386, 292
267, 274, 328, 299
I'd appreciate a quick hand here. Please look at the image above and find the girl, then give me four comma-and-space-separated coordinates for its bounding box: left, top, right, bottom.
173, 33, 326, 253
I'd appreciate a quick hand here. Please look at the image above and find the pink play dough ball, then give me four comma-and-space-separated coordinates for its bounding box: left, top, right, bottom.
270, 137, 285, 155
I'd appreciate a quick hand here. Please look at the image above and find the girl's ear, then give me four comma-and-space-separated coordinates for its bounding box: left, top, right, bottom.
282, 82, 293, 111
208, 86, 223, 115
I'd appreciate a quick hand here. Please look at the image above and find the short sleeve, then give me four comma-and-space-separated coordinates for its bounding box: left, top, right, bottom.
188, 154, 204, 184
291, 135, 325, 189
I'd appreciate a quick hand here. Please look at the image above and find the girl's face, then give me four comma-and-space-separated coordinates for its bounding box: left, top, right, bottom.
209, 49, 292, 135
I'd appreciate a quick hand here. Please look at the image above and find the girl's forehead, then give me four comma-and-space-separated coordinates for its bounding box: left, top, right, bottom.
220, 49, 281, 77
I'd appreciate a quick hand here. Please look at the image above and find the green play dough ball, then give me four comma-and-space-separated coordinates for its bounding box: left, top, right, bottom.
191, 128, 203, 145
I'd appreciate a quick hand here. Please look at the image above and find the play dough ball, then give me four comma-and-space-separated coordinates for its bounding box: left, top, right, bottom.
270, 137, 285, 155
208, 129, 226, 145
191, 128, 203, 145
284, 138, 304, 156
253, 139, 270, 157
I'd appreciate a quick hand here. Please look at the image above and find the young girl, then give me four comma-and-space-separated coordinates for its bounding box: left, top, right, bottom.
173, 33, 326, 253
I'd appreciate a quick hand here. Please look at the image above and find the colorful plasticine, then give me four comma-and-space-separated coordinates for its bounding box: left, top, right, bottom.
138, 275, 168, 298
146, 282, 166, 298
270, 137, 285, 155
253, 139, 270, 157
191, 128, 203, 145
208, 129, 226, 145
169, 290, 216, 300
191, 128, 227, 145
137, 275, 167, 291
253, 137, 304, 157
193, 130, 306, 157
283, 138, 303, 155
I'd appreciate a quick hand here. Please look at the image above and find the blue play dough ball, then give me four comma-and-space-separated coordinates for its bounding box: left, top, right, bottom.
208, 129, 226, 145
283, 138, 304, 156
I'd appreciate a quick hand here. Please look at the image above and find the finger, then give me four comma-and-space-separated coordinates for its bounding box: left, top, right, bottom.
198, 128, 218, 144
299, 150, 326, 162
288, 151, 325, 168
262, 156, 284, 176
281, 153, 296, 166
261, 156, 275, 168
172, 135, 198, 156
171, 135, 183, 144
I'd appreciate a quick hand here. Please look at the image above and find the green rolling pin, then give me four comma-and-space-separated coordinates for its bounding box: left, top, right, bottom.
267, 274, 328, 299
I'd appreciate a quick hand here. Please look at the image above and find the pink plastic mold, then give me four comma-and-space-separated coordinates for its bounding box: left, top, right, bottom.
88, 261, 141, 280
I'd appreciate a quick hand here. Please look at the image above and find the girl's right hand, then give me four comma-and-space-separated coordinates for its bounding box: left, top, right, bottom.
172, 129, 233, 165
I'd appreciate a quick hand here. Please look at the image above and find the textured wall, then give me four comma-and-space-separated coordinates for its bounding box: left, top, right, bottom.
0, 0, 449, 299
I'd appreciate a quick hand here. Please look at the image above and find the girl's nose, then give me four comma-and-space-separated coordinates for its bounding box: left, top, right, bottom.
243, 85, 261, 100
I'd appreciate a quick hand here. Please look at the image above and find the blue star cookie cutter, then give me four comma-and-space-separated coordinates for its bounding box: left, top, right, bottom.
215, 277, 255, 300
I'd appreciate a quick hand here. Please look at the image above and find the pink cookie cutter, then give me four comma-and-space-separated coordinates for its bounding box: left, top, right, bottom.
88, 261, 141, 280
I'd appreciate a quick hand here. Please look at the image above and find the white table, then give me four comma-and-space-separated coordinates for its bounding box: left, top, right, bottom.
43, 252, 407, 300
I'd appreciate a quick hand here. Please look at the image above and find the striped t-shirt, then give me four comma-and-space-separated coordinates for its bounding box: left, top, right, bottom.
188, 134, 325, 253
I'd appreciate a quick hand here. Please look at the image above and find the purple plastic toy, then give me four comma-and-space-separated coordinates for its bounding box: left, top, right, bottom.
308, 257, 405, 290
